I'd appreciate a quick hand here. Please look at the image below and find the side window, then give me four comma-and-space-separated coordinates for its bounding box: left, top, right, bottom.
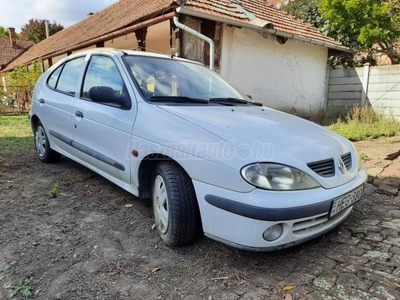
81, 55, 130, 109
56, 57, 85, 95
47, 65, 62, 89
47, 57, 84, 95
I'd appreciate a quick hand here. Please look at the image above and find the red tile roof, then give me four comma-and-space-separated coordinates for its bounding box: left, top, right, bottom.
2, 0, 346, 72
3, 0, 177, 71
241, 0, 340, 45
183, 0, 249, 22
0, 37, 33, 70
265, 0, 282, 6
183, 0, 344, 48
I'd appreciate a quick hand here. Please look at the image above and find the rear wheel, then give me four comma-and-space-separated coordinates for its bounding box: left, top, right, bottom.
152, 162, 200, 247
34, 121, 60, 163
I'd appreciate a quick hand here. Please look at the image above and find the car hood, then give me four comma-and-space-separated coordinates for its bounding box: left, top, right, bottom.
159, 105, 357, 188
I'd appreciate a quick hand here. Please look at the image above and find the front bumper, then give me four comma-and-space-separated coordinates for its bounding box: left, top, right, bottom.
193, 166, 367, 251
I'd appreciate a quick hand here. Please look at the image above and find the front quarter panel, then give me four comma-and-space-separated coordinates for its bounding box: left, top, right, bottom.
130, 102, 255, 193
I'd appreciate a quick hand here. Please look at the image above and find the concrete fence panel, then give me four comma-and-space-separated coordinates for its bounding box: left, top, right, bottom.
326, 65, 400, 120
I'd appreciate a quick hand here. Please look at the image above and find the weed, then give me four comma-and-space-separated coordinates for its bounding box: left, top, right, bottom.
328, 106, 400, 141
315, 108, 326, 125
49, 183, 59, 198
385, 137, 396, 144
0, 265, 11, 273
359, 152, 368, 161
0, 264, 10, 282
9, 279, 32, 298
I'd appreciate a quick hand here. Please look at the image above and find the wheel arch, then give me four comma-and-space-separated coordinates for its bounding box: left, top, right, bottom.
138, 153, 189, 199
30, 114, 40, 132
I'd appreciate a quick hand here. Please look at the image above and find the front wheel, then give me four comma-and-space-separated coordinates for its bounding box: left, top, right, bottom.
34, 121, 60, 163
152, 162, 200, 247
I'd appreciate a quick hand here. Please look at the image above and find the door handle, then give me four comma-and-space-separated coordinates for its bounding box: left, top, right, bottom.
75, 111, 83, 118
39, 98, 45, 104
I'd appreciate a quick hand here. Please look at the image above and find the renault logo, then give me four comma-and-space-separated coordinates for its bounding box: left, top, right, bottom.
338, 159, 346, 174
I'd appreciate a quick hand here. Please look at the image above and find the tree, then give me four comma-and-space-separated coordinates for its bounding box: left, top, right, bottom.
319, 0, 400, 64
0, 26, 9, 37
284, 0, 327, 29
20, 19, 64, 43
284, 0, 358, 67
0, 26, 21, 39
2, 59, 42, 109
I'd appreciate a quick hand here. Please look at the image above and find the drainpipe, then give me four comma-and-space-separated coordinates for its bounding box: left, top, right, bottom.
173, 15, 215, 70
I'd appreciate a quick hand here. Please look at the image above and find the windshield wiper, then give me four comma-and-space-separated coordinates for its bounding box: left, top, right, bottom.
149, 96, 208, 103
209, 97, 263, 106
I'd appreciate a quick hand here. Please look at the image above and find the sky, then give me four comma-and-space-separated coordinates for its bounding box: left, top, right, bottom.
0, 0, 118, 32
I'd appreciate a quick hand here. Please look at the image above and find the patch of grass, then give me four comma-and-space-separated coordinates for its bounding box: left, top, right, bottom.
0, 115, 32, 137
0, 115, 33, 153
328, 106, 400, 141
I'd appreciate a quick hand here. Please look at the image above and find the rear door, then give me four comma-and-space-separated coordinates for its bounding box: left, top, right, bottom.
71, 54, 135, 185
37, 56, 85, 153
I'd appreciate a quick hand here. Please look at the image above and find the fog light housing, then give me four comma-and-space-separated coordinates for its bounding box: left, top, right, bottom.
263, 224, 283, 241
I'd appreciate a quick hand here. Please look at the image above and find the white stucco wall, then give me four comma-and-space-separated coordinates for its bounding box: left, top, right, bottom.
220, 25, 328, 116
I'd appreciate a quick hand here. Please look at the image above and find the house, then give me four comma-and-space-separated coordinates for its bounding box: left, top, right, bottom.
0, 28, 33, 106
1, 0, 350, 118
0, 28, 33, 72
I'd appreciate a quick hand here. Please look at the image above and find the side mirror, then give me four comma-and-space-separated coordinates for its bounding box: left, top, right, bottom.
89, 86, 123, 104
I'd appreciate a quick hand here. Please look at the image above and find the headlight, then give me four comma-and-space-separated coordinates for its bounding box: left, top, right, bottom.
241, 163, 320, 190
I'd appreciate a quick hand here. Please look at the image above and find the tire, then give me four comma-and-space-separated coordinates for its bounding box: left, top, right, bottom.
34, 120, 61, 163
152, 162, 200, 247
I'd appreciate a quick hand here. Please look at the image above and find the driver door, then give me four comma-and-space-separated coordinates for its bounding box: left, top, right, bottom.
71, 54, 135, 185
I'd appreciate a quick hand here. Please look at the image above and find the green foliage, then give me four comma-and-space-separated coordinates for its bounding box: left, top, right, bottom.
9, 279, 33, 298
0, 26, 9, 37
319, 0, 400, 64
284, 0, 400, 66
328, 106, 400, 141
49, 183, 59, 198
20, 19, 63, 43
284, 0, 326, 29
0, 26, 20, 38
359, 152, 368, 161
2, 59, 42, 109
283, 0, 358, 67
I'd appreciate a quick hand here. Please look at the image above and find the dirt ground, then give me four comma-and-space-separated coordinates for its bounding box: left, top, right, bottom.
1, 138, 400, 300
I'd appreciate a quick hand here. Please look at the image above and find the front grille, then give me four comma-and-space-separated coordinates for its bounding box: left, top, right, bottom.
341, 152, 352, 170
307, 158, 335, 177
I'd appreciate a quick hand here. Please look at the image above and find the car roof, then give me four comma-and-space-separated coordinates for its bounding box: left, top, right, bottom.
64, 48, 202, 65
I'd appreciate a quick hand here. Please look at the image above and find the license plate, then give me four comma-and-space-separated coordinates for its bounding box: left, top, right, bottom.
329, 185, 364, 218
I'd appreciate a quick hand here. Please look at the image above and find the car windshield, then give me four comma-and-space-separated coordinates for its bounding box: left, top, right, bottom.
123, 55, 251, 104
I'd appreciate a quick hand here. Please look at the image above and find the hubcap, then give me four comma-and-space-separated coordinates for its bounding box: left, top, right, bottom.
35, 126, 47, 158
153, 175, 169, 234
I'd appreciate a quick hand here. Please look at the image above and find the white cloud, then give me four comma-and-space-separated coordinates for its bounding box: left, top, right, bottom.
0, 0, 117, 32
